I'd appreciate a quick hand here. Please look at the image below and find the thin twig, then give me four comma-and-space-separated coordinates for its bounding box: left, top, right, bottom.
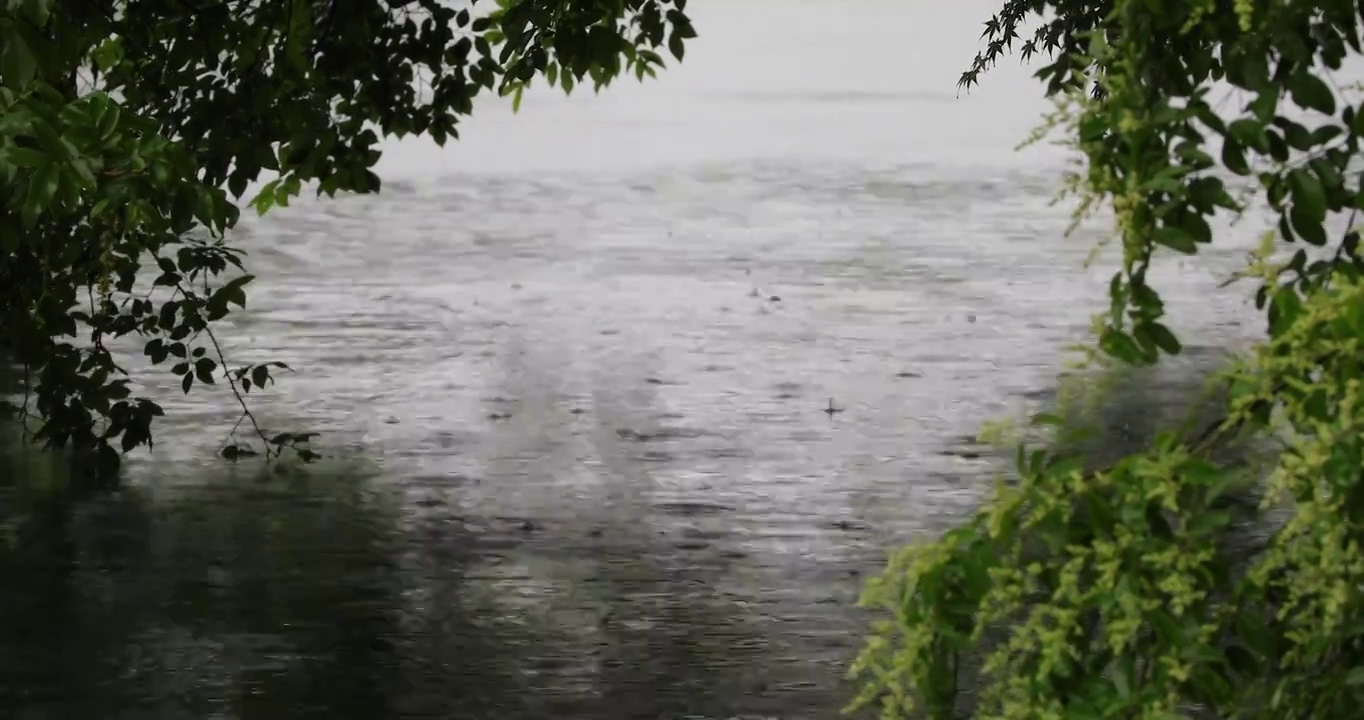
201, 318, 274, 458
154, 248, 275, 459
217, 409, 247, 453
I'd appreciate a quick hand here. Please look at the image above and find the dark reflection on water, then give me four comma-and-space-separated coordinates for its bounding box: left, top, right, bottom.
0, 453, 409, 719
0, 436, 831, 719
0, 353, 1263, 720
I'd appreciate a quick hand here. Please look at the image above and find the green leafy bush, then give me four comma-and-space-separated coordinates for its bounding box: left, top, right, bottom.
851, 1, 1364, 718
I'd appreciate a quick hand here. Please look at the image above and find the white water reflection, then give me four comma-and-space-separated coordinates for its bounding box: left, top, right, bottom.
375, 0, 1061, 177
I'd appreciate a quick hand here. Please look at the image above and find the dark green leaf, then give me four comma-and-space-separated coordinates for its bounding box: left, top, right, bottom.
4, 146, 48, 167
1249, 87, 1278, 121
1279, 213, 1296, 243
1289, 71, 1337, 115
1178, 211, 1213, 244
1288, 169, 1327, 222
1146, 322, 1182, 354
94, 98, 121, 141
1221, 138, 1250, 175
1265, 130, 1288, 162
1229, 119, 1269, 153
90, 37, 124, 72
1131, 281, 1164, 313
221, 444, 258, 460
1173, 141, 1214, 167
1153, 226, 1197, 254
1099, 327, 1150, 365
1290, 204, 1328, 245
1274, 117, 1313, 150
0, 25, 38, 87
194, 358, 217, 384
145, 338, 168, 364
22, 164, 60, 227
1188, 176, 1239, 211
209, 274, 254, 313
1193, 101, 1227, 134
1311, 125, 1344, 145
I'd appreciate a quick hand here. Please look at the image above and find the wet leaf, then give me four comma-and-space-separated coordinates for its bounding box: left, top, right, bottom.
208, 274, 254, 314
1146, 322, 1182, 355
4, 146, 47, 167
668, 31, 685, 61
194, 358, 216, 385
1290, 203, 1328, 246
1289, 71, 1337, 115
1288, 168, 1327, 222
0, 24, 37, 87
1153, 226, 1197, 254
1221, 137, 1250, 175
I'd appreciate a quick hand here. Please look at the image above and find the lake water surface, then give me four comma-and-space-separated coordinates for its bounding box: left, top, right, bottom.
0, 2, 1267, 718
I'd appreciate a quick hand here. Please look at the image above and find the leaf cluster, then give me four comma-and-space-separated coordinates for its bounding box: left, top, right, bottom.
851, 1, 1364, 718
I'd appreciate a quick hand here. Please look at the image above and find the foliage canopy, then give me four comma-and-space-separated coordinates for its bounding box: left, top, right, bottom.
851, 0, 1364, 718
0, 0, 694, 480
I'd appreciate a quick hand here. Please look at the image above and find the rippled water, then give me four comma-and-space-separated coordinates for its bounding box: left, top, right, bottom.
1, 2, 1270, 718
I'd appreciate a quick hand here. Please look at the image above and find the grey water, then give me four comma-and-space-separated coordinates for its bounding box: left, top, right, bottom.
0, 1, 1267, 718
